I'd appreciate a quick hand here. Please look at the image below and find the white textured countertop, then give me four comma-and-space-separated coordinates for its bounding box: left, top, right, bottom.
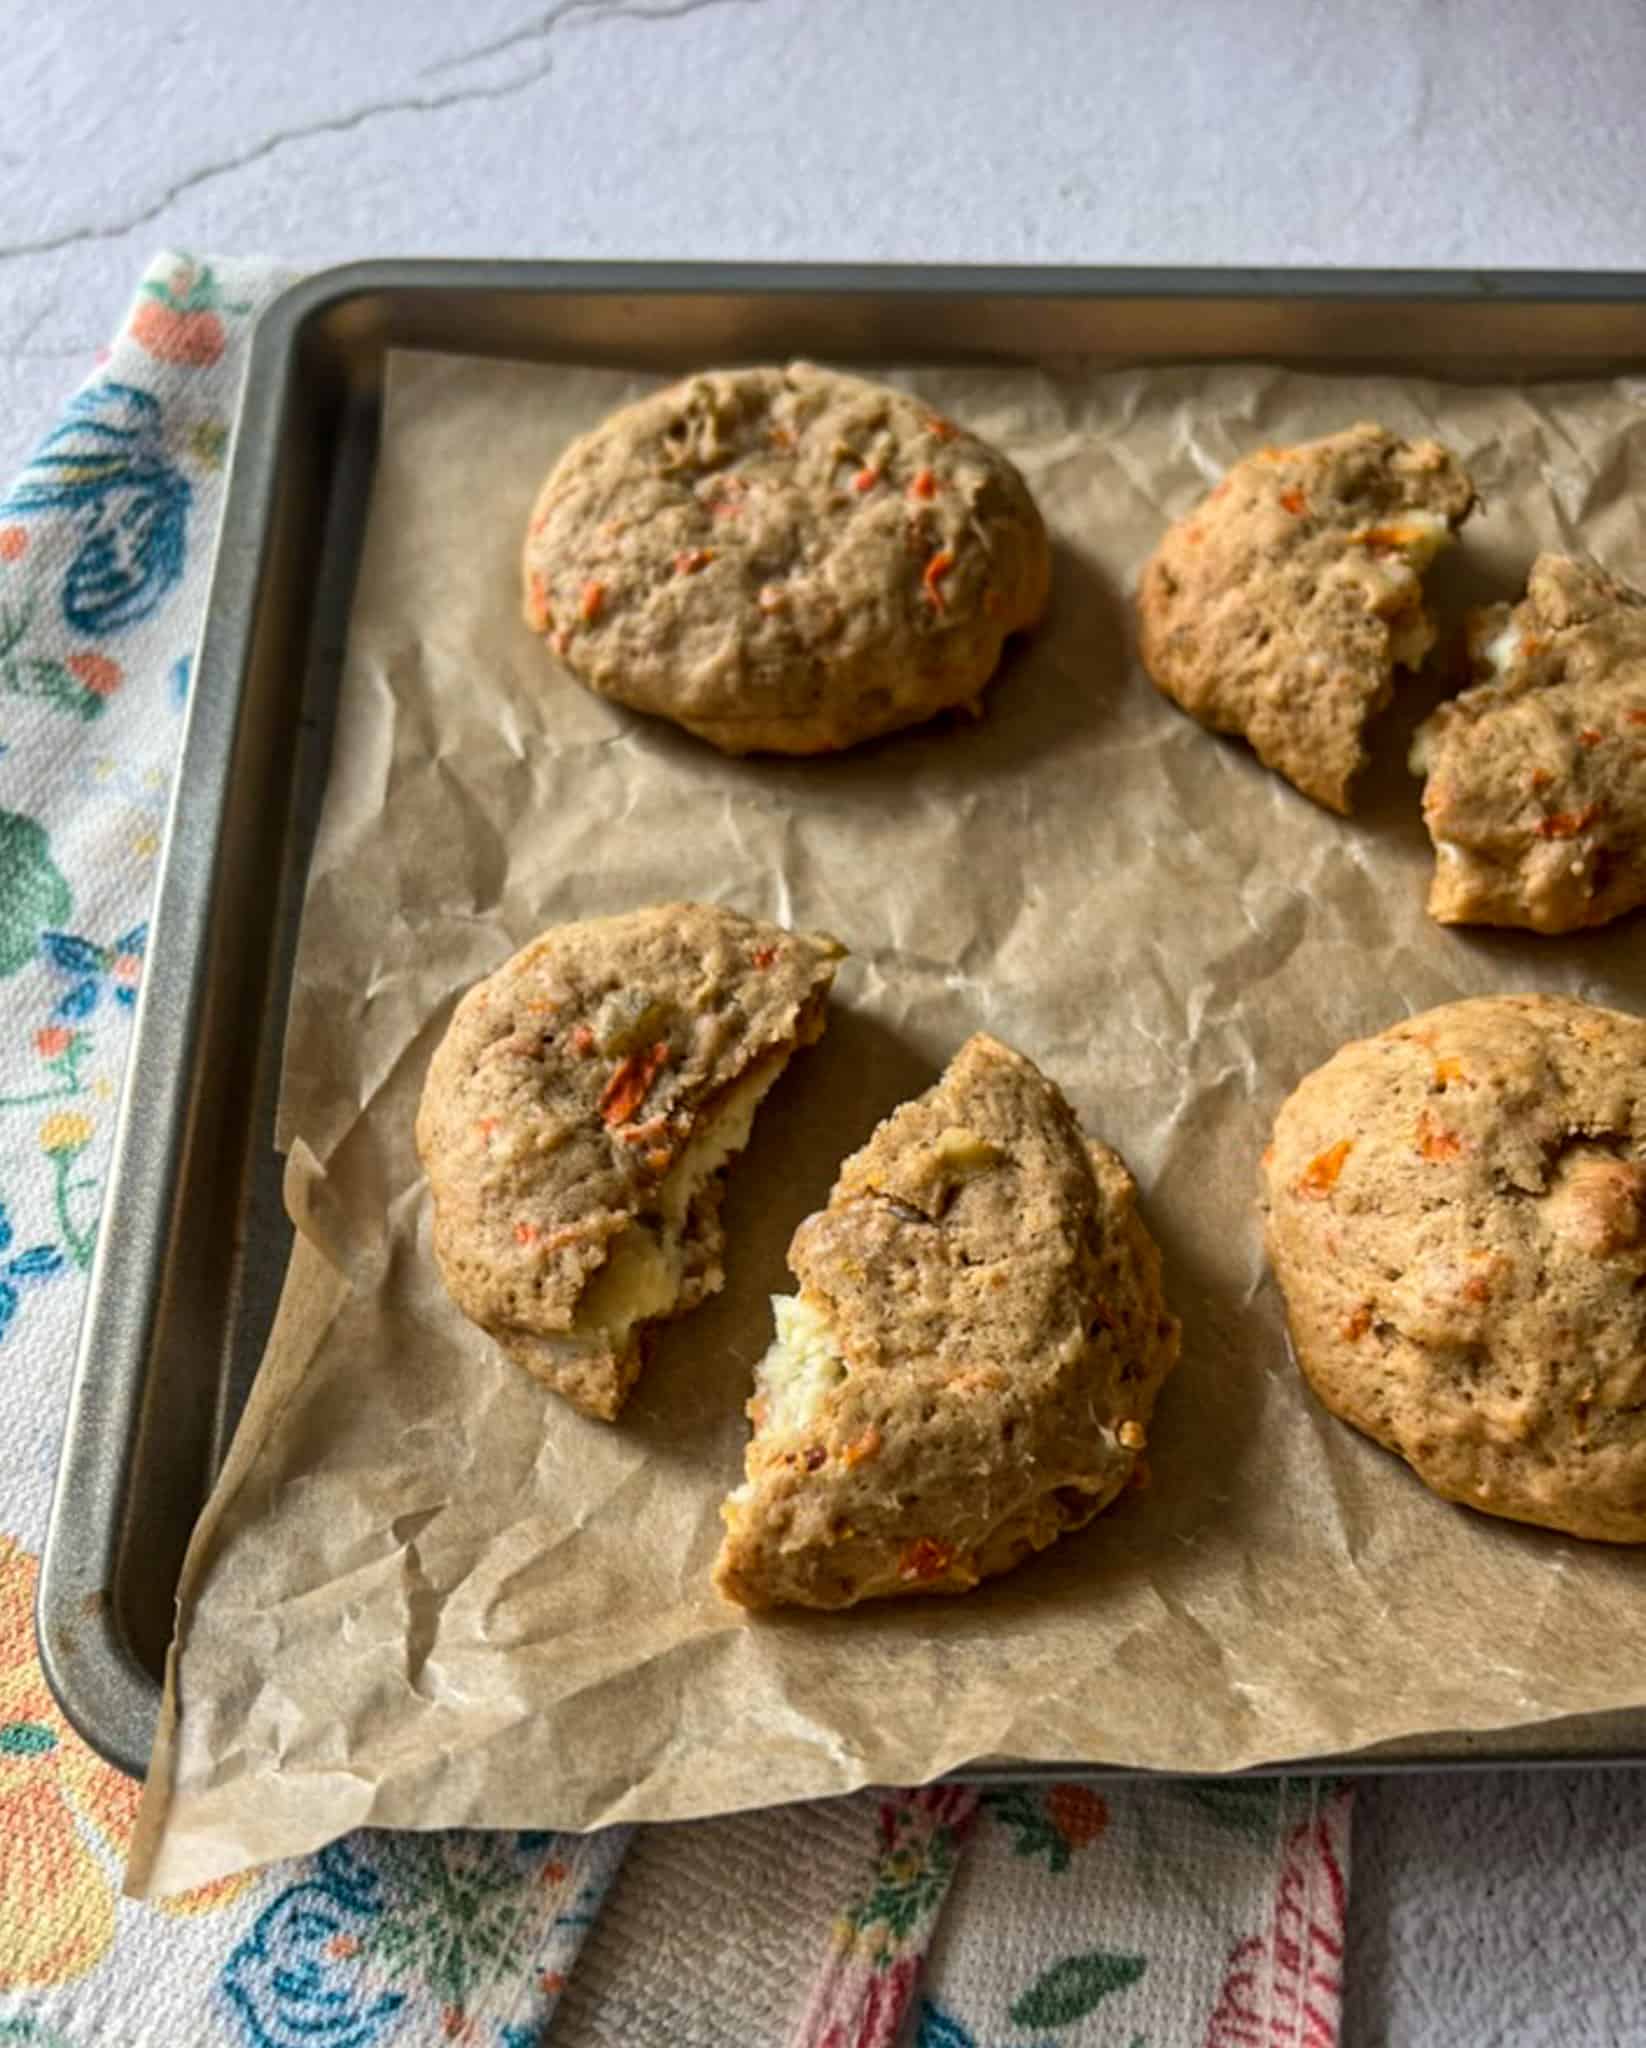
4, 3, 1645, 2042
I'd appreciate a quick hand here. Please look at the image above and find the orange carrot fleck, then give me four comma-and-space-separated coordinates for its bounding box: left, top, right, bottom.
1535, 802, 1604, 840
768, 424, 795, 451
476, 1116, 499, 1139
924, 414, 958, 442
579, 580, 606, 624
909, 468, 937, 501
752, 944, 778, 969
599, 1040, 670, 1127
1416, 1112, 1464, 1162
923, 548, 955, 610
1297, 1139, 1353, 1199
1625, 708, 1646, 727
1433, 1056, 1465, 1088
673, 548, 715, 575
514, 1220, 539, 1247
1529, 767, 1553, 791
898, 1536, 956, 1582
852, 465, 881, 493
571, 1024, 595, 1056
1578, 728, 1604, 747
1342, 1303, 1373, 1340
527, 572, 554, 631
1461, 1267, 1493, 1304
843, 1426, 882, 1468
1279, 486, 1307, 515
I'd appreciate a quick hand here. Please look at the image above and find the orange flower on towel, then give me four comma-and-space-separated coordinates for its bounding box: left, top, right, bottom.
0, 1534, 253, 1987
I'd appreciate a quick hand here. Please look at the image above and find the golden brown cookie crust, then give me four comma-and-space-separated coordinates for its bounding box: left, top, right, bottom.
715, 1033, 1181, 1610
1412, 554, 1646, 933
1262, 994, 1646, 1542
416, 903, 844, 1420
521, 363, 1051, 755
1138, 423, 1476, 812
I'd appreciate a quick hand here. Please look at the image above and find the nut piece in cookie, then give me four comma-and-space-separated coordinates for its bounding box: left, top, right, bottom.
415, 903, 845, 1421
522, 362, 1051, 755
1138, 423, 1476, 812
714, 1034, 1180, 1610
1262, 994, 1646, 1542
1411, 554, 1646, 933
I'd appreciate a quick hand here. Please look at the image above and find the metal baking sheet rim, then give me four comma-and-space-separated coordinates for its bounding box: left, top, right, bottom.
36, 258, 1646, 1789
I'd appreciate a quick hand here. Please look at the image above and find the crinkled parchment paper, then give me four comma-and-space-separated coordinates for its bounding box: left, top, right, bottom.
130, 348, 1646, 1893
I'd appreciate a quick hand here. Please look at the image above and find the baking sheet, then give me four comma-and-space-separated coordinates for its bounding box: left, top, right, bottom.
130, 347, 1646, 1894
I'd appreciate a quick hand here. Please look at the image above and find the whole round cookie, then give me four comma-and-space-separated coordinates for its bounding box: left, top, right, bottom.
1411, 553, 1646, 933
715, 1033, 1181, 1610
521, 363, 1051, 754
416, 903, 844, 1421
1262, 995, 1646, 1541
1138, 423, 1476, 813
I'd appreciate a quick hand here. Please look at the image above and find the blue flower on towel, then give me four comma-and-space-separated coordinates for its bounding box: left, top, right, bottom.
220, 1840, 408, 2048
2, 383, 190, 635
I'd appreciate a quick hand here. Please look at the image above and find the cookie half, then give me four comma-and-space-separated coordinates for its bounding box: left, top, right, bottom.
1262, 995, 1646, 1541
416, 904, 844, 1421
1411, 554, 1646, 932
522, 363, 1051, 755
1138, 423, 1476, 812
714, 1034, 1180, 1610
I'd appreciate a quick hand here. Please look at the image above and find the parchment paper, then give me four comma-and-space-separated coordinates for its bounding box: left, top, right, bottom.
130, 348, 1646, 1895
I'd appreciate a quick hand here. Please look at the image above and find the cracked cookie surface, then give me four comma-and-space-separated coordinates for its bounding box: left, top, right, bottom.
416, 902, 844, 1421
522, 362, 1051, 754
1412, 553, 1646, 932
715, 1033, 1180, 1609
1138, 422, 1475, 812
1262, 994, 1646, 1541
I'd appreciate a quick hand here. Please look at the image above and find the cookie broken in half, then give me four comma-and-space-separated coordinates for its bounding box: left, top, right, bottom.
714, 1033, 1180, 1609
416, 902, 844, 1420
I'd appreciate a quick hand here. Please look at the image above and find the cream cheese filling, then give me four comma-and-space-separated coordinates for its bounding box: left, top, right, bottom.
546, 1061, 778, 1362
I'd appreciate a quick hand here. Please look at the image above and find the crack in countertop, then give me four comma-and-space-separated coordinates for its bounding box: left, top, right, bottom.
0, 0, 763, 268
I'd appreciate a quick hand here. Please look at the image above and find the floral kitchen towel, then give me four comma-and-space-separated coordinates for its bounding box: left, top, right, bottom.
0, 251, 1352, 2047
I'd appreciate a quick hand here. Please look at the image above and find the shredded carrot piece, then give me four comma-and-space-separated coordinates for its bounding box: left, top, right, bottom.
922, 548, 955, 610
599, 1040, 670, 1127
752, 944, 777, 969
1342, 1304, 1373, 1340
898, 1537, 956, 1582
1279, 487, 1307, 515
526, 572, 554, 631
924, 414, 958, 442
1297, 1139, 1353, 1199
570, 1024, 595, 1056
1626, 708, 1646, 727
476, 1116, 499, 1139
1416, 1112, 1464, 1162
842, 1426, 881, 1469
579, 580, 606, 624
908, 468, 937, 501
673, 548, 715, 575
852, 465, 880, 493
1433, 1057, 1465, 1088
1578, 728, 1604, 748
1535, 803, 1604, 840
514, 1221, 539, 1246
